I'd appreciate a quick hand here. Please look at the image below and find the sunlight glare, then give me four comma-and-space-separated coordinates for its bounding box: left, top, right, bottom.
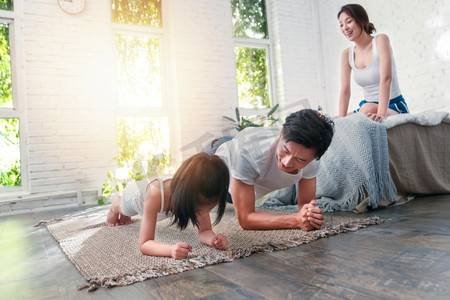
436, 31, 450, 61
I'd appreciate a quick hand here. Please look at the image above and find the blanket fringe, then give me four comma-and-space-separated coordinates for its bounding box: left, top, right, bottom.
77, 216, 387, 292
368, 171, 397, 208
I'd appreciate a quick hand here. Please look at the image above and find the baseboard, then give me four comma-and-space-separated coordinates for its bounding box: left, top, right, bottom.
0, 189, 99, 215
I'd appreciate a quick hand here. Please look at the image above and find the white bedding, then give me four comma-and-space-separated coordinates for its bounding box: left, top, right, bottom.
384, 110, 450, 129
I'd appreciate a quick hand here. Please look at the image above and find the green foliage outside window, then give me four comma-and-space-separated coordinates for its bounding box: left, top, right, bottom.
0, 118, 21, 187
232, 0, 268, 39
0, 23, 12, 108
0, 162, 20, 186
235, 46, 271, 109
115, 34, 162, 107
232, 0, 272, 110
99, 118, 173, 203
112, 0, 162, 27
116, 118, 169, 169
0, 21, 20, 187
0, 0, 13, 11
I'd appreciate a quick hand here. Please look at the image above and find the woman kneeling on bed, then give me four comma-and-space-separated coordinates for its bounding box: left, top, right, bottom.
106, 152, 230, 259
337, 4, 409, 122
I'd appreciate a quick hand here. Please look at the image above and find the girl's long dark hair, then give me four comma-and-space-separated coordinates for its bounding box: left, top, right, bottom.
167, 152, 230, 230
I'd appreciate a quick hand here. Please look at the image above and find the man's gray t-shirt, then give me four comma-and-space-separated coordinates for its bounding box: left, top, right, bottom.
215, 126, 319, 199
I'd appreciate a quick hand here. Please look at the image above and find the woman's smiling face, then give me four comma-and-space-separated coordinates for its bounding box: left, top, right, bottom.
339, 11, 362, 41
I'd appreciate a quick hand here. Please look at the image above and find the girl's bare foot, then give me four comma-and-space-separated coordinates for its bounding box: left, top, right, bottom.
117, 213, 132, 225
106, 198, 132, 226
106, 207, 119, 226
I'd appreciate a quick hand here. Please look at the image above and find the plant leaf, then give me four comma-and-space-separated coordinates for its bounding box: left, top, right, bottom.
223, 116, 237, 123
268, 103, 279, 116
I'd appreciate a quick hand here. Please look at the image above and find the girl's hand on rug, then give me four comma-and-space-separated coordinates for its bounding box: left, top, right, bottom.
212, 234, 228, 250
171, 242, 192, 260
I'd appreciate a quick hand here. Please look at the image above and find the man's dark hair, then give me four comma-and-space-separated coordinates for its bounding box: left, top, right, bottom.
281, 109, 334, 159
168, 152, 230, 230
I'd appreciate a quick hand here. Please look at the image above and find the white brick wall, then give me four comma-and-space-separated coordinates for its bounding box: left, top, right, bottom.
166, 0, 237, 159
317, 0, 450, 114
2, 0, 448, 211
269, 0, 324, 116
9, 0, 117, 204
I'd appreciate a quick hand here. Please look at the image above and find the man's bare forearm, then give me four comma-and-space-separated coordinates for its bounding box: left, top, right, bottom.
238, 210, 299, 230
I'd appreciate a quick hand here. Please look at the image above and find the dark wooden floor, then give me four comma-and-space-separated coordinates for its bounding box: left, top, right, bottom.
1, 194, 450, 300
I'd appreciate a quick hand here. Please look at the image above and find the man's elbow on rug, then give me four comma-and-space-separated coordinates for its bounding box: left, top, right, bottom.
236, 214, 254, 230
236, 212, 271, 230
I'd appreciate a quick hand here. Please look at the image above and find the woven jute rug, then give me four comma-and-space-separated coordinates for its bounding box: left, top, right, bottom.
41, 206, 386, 292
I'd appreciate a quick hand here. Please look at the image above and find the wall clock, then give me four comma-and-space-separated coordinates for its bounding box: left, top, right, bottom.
57, 0, 86, 15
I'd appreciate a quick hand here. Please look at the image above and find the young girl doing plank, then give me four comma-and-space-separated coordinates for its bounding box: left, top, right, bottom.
106, 152, 230, 259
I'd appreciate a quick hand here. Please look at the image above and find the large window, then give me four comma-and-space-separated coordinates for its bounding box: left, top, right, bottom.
1, 1, 23, 190
232, 0, 275, 117
112, 0, 172, 182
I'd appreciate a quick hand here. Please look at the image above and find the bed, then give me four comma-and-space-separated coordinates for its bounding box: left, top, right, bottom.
259, 110, 450, 213
387, 113, 450, 195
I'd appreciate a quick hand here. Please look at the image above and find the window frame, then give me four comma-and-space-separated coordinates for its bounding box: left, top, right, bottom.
0, 2, 28, 195
111, 0, 175, 171
232, 0, 277, 116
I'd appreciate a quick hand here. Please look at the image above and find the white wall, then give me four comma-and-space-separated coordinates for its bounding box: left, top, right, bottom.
269, 0, 324, 115
2, 0, 447, 211
165, 0, 237, 158
318, 0, 450, 114
1, 0, 321, 210
21, 1, 117, 198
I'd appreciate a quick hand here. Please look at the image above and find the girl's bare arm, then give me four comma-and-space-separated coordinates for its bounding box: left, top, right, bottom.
138, 183, 192, 259
197, 209, 228, 250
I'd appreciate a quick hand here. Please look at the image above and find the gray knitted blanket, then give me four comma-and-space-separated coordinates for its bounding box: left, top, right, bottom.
260, 113, 397, 212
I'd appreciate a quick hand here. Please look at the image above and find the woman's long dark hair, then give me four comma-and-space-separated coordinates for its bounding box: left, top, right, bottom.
338, 4, 376, 35
167, 153, 230, 230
